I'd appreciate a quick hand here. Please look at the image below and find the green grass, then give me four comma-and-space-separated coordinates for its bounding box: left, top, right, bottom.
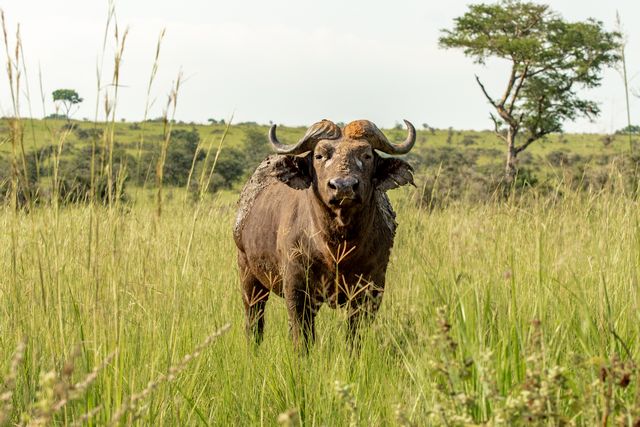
0, 117, 630, 152
0, 118, 302, 154
1, 187, 639, 425
3, 117, 637, 215
2, 5, 639, 424
0, 118, 632, 162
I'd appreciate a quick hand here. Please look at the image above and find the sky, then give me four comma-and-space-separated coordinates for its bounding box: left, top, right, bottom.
0, 0, 638, 133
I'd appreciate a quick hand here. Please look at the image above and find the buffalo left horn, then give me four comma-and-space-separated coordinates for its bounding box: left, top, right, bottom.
369, 119, 416, 155
269, 119, 341, 155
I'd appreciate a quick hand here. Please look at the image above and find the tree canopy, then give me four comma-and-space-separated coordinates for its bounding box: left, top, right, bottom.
52, 89, 83, 122
440, 0, 620, 180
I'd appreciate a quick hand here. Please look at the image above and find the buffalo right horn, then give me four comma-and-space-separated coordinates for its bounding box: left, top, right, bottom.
369, 120, 416, 155
269, 119, 341, 155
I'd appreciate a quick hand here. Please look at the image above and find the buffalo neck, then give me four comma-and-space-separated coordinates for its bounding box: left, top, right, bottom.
305, 187, 376, 247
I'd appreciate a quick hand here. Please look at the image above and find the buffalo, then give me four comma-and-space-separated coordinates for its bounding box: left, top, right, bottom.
233, 119, 416, 349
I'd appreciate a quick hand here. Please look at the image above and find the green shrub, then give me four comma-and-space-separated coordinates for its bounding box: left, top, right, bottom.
74, 127, 104, 140
135, 128, 202, 186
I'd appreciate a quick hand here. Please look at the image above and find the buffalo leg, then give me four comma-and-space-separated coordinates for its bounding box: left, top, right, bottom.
347, 284, 383, 349
239, 260, 270, 345
286, 287, 318, 351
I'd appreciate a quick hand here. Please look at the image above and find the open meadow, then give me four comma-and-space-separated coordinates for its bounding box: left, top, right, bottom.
2, 183, 640, 425
1, 0, 640, 424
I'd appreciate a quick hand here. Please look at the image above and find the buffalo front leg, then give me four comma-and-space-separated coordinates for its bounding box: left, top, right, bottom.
242, 276, 270, 345
347, 282, 384, 350
239, 256, 270, 345
243, 278, 270, 345
285, 283, 318, 351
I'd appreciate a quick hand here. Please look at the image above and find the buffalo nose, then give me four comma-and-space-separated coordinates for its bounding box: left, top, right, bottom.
328, 177, 359, 192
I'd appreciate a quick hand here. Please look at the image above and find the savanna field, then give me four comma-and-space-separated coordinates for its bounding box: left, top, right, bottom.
0, 3, 639, 423
2, 172, 640, 424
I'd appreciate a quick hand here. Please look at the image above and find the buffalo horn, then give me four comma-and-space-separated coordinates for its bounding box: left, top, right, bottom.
369, 119, 416, 155
269, 120, 341, 155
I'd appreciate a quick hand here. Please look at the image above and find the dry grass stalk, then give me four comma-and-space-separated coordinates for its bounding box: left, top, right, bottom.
136, 28, 166, 191
394, 404, 416, 427
109, 323, 231, 425
277, 408, 300, 427
89, 0, 116, 205
105, 22, 129, 206
199, 113, 234, 199
155, 72, 183, 219
69, 405, 103, 427
1, 9, 33, 210
0, 341, 27, 425
21, 350, 116, 426
334, 380, 358, 427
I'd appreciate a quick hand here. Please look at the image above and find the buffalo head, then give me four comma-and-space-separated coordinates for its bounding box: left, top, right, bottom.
268, 119, 416, 221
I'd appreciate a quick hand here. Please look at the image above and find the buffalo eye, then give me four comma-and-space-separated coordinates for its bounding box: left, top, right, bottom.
363, 153, 373, 160
315, 150, 333, 160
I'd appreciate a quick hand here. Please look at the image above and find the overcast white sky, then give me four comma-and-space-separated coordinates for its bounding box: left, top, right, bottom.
1, 0, 638, 132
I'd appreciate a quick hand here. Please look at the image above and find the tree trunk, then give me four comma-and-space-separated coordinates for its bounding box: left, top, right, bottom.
64, 103, 72, 125
505, 128, 518, 184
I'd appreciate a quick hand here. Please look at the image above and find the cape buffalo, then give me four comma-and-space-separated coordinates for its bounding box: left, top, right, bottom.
233, 119, 416, 349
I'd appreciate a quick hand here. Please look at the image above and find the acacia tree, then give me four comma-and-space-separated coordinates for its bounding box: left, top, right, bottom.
440, 0, 620, 182
52, 89, 83, 123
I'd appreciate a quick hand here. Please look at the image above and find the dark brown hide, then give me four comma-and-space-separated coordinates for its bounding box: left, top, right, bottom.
233, 119, 415, 349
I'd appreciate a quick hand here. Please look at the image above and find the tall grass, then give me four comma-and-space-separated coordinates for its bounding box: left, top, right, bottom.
1, 189, 640, 425
1, 10, 32, 211
1, 4, 640, 426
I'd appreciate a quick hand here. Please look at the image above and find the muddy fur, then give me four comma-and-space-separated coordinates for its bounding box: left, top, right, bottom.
234, 155, 398, 246
233, 120, 415, 349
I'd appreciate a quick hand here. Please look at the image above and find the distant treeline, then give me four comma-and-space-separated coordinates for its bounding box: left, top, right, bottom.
1, 121, 640, 207
0, 123, 271, 205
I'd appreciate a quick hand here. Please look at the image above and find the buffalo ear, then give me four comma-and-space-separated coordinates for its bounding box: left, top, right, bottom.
271, 154, 312, 190
374, 156, 415, 191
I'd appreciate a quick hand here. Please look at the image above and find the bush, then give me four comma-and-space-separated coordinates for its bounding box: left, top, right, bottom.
57, 145, 131, 204
45, 113, 67, 120
546, 150, 583, 167
199, 126, 272, 193
460, 135, 478, 146
241, 127, 271, 168
0, 151, 42, 206
567, 155, 640, 195
417, 167, 500, 209
601, 135, 614, 147
410, 147, 502, 209
616, 124, 640, 134
74, 127, 104, 140
206, 147, 247, 192
135, 128, 203, 186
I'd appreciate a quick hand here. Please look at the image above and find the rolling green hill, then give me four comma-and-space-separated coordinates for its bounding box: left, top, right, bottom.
1, 117, 638, 206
